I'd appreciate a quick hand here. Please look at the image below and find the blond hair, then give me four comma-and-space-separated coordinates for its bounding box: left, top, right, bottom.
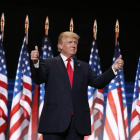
57, 31, 80, 52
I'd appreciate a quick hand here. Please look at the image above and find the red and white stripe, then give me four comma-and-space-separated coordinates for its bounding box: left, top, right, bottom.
130, 81, 140, 140
37, 96, 44, 140
130, 98, 140, 140
9, 75, 32, 140
103, 88, 128, 140
84, 88, 104, 140
0, 73, 8, 140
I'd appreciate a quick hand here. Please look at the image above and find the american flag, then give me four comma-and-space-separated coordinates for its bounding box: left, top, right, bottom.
0, 32, 8, 140
9, 35, 32, 140
130, 56, 140, 140
84, 39, 104, 140
103, 42, 128, 140
38, 35, 53, 140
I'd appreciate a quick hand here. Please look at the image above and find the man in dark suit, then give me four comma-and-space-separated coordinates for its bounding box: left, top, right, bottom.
30, 31, 124, 140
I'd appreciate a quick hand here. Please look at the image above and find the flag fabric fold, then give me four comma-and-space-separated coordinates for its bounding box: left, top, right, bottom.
103, 42, 128, 140
84, 39, 104, 140
0, 32, 8, 140
9, 35, 32, 140
27, 85, 39, 140
130, 56, 140, 140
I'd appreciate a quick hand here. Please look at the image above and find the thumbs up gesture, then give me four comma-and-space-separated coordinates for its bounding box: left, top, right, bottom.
112, 55, 124, 72
30, 46, 39, 64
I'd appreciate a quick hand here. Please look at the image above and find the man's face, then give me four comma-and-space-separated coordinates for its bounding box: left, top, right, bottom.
59, 37, 78, 58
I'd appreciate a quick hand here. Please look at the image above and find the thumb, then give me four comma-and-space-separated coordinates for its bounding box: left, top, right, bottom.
35, 46, 38, 51
119, 55, 122, 59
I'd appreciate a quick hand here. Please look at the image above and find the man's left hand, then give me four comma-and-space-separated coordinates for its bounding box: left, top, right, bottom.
112, 55, 124, 72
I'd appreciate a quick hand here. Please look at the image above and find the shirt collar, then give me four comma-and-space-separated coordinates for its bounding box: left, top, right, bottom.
60, 53, 74, 62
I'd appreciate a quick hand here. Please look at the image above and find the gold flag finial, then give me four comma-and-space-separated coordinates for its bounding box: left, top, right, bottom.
115, 19, 119, 46
45, 16, 49, 35
1, 13, 5, 41
93, 19, 97, 40
25, 15, 29, 44
69, 18, 74, 32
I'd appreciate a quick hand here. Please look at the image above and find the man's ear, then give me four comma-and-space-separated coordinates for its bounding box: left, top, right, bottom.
58, 43, 63, 50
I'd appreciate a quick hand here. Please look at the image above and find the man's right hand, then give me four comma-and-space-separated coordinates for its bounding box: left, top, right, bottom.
30, 46, 39, 64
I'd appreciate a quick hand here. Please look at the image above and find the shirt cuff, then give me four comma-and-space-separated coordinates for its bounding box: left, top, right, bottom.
34, 60, 39, 68
111, 66, 117, 75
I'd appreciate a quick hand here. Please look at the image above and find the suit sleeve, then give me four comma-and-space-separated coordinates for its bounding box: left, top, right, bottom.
88, 65, 116, 89
32, 59, 49, 85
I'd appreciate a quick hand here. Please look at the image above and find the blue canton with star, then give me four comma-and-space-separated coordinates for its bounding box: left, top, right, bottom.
0, 32, 7, 77
132, 56, 140, 102
40, 35, 53, 103
12, 36, 31, 98
108, 42, 127, 107
88, 39, 102, 100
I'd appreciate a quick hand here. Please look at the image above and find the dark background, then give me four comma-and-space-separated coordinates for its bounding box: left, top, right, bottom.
0, 2, 140, 82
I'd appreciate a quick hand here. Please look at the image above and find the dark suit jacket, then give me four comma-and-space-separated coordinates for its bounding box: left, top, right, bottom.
32, 55, 116, 136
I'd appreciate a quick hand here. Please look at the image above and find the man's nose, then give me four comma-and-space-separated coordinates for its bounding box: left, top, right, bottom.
71, 42, 77, 47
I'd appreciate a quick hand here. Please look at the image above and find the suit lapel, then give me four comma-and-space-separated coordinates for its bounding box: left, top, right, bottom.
55, 55, 71, 90
72, 59, 81, 92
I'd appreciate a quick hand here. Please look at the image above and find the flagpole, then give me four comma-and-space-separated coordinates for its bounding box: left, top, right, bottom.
115, 19, 119, 46
25, 15, 29, 44
45, 16, 49, 35
1, 13, 5, 41
93, 19, 97, 40
69, 18, 73, 32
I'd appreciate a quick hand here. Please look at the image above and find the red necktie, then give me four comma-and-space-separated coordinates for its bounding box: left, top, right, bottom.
66, 58, 73, 88
66, 58, 73, 115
